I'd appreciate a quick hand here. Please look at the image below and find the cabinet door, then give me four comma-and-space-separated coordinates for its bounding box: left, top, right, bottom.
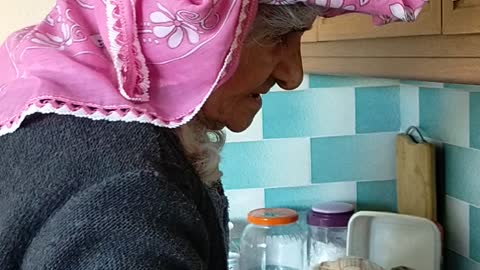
443, 0, 480, 35
316, 0, 441, 41
301, 19, 319, 43
0, 0, 53, 40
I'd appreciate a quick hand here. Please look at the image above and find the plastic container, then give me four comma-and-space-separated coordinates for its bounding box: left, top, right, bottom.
307, 202, 355, 268
347, 211, 442, 270
239, 208, 306, 270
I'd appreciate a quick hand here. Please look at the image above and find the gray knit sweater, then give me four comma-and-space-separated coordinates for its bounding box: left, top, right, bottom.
0, 114, 229, 270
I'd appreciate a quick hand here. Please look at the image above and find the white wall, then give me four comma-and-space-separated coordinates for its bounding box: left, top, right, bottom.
0, 0, 54, 40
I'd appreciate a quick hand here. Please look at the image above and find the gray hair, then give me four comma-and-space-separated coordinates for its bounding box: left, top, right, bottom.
248, 3, 322, 45
177, 4, 319, 186
176, 118, 226, 186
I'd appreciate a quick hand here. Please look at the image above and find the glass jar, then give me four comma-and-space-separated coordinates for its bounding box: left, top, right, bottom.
229, 222, 240, 270
240, 208, 306, 270
307, 202, 354, 269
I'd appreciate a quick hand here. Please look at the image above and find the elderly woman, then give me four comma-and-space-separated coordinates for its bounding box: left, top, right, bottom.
0, 0, 423, 269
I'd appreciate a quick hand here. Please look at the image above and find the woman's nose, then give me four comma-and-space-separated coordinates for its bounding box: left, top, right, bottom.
272, 39, 304, 90
275, 60, 304, 90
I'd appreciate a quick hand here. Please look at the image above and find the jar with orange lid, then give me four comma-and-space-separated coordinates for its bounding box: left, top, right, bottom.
239, 208, 306, 270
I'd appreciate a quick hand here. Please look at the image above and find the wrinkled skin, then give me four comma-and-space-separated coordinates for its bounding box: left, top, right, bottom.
200, 31, 305, 132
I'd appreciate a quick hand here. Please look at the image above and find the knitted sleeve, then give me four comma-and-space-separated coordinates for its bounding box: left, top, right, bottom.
20, 170, 210, 270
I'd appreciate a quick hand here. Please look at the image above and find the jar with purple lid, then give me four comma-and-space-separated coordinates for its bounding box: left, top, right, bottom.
306, 202, 354, 269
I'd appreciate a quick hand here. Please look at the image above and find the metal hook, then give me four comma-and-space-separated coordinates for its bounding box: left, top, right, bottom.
406, 126, 427, 144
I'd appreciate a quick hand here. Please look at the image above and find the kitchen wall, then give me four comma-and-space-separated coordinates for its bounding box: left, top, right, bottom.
221, 74, 480, 269
0, 0, 53, 41
403, 81, 480, 270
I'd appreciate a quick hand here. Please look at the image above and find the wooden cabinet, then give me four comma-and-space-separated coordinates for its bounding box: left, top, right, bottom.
316, 0, 441, 41
443, 0, 480, 35
301, 0, 480, 84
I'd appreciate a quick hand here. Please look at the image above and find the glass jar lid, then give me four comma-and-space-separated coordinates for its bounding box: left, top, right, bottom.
247, 208, 299, 226
312, 202, 354, 214
308, 202, 354, 227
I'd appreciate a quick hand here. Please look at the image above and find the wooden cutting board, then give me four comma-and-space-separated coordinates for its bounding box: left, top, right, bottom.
396, 134, 437, 221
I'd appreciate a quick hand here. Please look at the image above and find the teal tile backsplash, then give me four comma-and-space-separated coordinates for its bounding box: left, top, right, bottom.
470, 206, 480, 263
444, 83, 480, 92
471, 93, 480, 150
264, 182, 356, 210
221, 74, 480, 269
310, 75, 397, 88
445, 145, 480, 206
220, 138, 310, 190
357, 180, 397, 212
355, 86, 400, 133
263, 88, 355, 139
419, 88, 470, 147
310, 133, 396, 183
445, 250, 480, 270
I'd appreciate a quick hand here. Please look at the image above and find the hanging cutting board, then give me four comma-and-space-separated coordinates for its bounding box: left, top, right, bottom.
396, 131, 437, 221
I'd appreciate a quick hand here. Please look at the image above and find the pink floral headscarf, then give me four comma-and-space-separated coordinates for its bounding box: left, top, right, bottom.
0, 0, 426, 136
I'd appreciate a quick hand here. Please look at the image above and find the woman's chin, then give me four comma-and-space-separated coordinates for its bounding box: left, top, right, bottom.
199, 109, 256, 133
226, 118, 255, 133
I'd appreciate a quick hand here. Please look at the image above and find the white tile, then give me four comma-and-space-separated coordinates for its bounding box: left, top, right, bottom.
270, 84, 283, 92
225, 188, 265, 221
441, 90, 470, 148
221, 137, 311, 189
400, 85, 419, 131
298, 74, 310, 90
400, 81, 444, 88
225, 109, 263, 143
352, 79, 400, 88
446, 195, 470, 257
312, 181, 357, 205
270, 74, 309, 92
262, 87, 355, 138
315, 87, 356, 137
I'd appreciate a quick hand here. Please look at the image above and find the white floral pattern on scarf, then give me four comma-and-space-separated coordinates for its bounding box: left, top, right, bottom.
150, 3, 201, 49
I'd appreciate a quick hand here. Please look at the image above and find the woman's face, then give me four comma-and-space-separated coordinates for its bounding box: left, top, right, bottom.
201, 31, 305, 132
